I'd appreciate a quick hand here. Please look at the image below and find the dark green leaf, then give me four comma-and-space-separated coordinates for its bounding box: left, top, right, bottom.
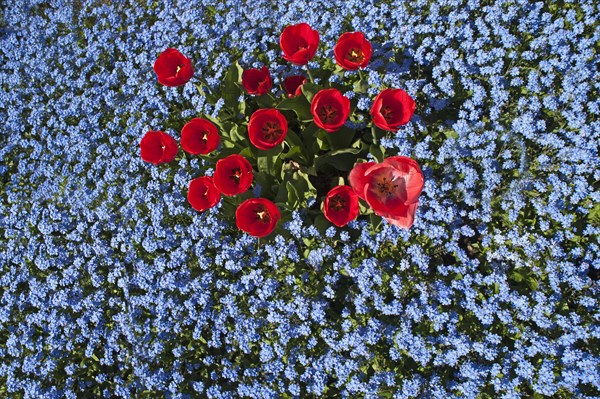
301, 82, 322, 102
221, 61, 243, 110
277, 96, 313, 122
324, 125, 356, 149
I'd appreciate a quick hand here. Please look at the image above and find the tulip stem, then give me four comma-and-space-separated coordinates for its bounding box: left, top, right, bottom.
305, 65, 314, 83
358, 68, 365, 82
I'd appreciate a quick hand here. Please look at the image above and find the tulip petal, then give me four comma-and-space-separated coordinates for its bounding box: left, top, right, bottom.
348, 162, 376, 200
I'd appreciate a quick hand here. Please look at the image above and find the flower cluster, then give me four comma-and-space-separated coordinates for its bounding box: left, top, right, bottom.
143, 23, 420, 237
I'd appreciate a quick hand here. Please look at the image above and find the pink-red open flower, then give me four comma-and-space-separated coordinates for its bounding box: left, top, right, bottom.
323, 186, 359, 227
153, 48, 194, 87
334, 32, 372, 70
370, 88, 416, 131
236, 198, 281, 237
248, 109, 288, 150
311, 88, 351, 133
349, 156, 424, 229
283, 75, 307, 98
188, 176, 221, 212
242, 66, 272, 95
180, 118, 220, 155
213, 154, 253, 196
140, 130, 178, 165
279, 23, 319, 65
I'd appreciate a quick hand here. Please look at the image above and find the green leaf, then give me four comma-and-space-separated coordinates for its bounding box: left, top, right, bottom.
588, 201, 600, 226
286, 181, 300, 208
509, 271, 523, 283
196, 84, 220, 105
238, 146, 254, 159
324, 125, 356, 149
221, 61, 243, 110
255, 94, 275, 108
314, 146, 364, 172
230, 125, 247, 142
277, 96, 313, 122
369, 143, 386, 162
280, 146, 304, 162
313, 214, 331, 234
353, 78, 370, 94
315, 130, 330, 151
527, 277, 539, 291
301, 82, 322, 102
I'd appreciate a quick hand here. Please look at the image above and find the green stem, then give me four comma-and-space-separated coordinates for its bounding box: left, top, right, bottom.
358, 68, 366, 82
305, 64, 314, 83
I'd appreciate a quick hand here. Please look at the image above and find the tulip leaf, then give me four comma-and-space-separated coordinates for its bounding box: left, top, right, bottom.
353, 78, 370, 94
238, 146, 254, 160
325, 126, 356, 149
277, 96, 313, 122
230, 125, 247, 142
313, 214, 332, 234
286, 181, 300, 208
196, 84, 220, 105
369, 143, 386, 162
314, 148, 363, 172
301, 82, 322, 102
280, 146, 304, 162
255, 94, 275, 108
221, 61, 243, 110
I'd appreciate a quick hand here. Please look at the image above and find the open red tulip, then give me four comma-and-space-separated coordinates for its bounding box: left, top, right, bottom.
248, 109, 288, 150
236, 198, 280, 237
349, 156, 424, 229
279, 23, 320, 65
213, 154, 253, 196
140, 130, 178, 165
187, 176, 221, 212
334, 32, 372, 70
323, 186, 359, 227
180, 118, 220, 155
311, 88, 351, 133
153, 48, 194, 87
370, 88, 416, 131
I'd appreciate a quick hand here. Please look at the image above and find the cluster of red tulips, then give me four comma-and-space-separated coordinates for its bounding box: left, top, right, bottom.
140, 23, 424, 237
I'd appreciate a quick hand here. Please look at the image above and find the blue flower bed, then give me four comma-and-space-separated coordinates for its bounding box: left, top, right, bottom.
1, 0, 599, 398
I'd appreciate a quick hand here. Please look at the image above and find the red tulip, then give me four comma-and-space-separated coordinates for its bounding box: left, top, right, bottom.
283, 75, 307, 98
334, 32, 372, 70
236, 198, 280, 237
370, 88, 416, 131
241, 66, 272, 95
180, 118, 220, 155
248, 109, 288, 150
153, 48, 194, 87
349, 156, 424, 229
213, 154, 253, 196
311, 88, 351, 133
140, 130, 178, 165
187, 176, 221, 212
323, 186, 359, 227
279, 23, 319, 65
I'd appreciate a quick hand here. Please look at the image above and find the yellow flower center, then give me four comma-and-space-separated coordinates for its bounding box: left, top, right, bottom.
346, 47, 365, 63
255, 206, 271, 223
